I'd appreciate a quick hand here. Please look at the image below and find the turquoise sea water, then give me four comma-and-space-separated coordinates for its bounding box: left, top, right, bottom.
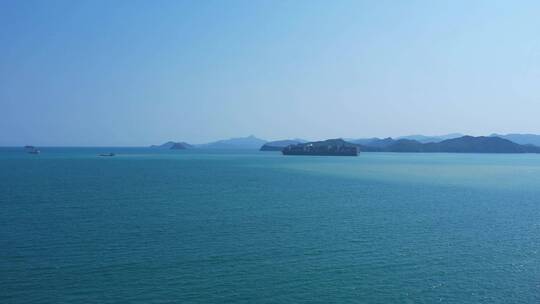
1, 148, 540, 303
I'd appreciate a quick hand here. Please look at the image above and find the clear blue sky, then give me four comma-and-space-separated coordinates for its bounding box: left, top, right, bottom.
1, 0, 539, 146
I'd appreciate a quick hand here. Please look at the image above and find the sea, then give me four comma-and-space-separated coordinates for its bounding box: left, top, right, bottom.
1, 147, 540, 303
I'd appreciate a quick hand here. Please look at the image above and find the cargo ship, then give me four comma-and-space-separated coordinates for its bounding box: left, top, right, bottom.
282, 139, 359, 156
98, 153, 115, 157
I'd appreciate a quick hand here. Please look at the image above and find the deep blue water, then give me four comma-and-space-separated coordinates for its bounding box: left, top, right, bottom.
1, 148, 540, 303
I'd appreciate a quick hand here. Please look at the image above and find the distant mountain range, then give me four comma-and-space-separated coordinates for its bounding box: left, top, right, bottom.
490, 134, 540, 147
351, 133, 463, 145
350, 137, 395, 147
151, 136, 266, 150
195, 135, 267, 149
151, 133, 540, 153
396, 133, 464, 143
150, 141, 193, 149
357, 136, 540, 153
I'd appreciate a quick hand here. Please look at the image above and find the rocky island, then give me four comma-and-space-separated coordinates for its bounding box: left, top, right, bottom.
282, 139, 358, 156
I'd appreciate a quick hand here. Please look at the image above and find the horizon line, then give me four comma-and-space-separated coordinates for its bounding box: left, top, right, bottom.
2, 132, 540, 147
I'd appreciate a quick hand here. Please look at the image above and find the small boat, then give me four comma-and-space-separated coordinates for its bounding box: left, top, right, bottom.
99, 153, 115, 157
28, 149, 40, 154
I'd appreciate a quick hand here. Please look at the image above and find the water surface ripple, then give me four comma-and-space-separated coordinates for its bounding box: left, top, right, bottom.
1, 148, 539, 303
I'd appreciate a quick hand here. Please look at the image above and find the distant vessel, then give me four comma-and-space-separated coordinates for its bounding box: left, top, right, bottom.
282, 139, 358, 156
24, 146, 40, 154
99, 153, 115, 157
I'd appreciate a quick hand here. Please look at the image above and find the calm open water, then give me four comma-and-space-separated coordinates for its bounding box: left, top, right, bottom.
1, 148, 540, 303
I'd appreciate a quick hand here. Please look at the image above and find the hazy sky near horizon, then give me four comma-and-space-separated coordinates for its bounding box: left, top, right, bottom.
1, 0, 540, 146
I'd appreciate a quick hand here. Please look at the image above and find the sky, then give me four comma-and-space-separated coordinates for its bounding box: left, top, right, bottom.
1, 0, 540, 146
